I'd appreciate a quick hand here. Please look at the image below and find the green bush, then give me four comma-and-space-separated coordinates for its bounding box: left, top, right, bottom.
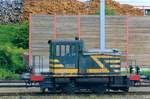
0, 21, 29, 49
0, 69, 19, 80
0, 22, 28, 79
0, 43, 25, 73
11, 21, 29, 49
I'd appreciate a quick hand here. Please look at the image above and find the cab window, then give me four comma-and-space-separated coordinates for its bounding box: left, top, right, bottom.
55, 44, 76, 56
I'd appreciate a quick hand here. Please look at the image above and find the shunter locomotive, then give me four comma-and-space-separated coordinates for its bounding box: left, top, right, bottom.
29, 38, 134, 93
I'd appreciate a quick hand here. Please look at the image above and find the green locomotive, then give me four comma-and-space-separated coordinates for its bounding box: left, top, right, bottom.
34, 39, 129, 93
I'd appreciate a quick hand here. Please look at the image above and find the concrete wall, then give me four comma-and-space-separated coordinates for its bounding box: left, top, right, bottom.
31, 14, 150, 72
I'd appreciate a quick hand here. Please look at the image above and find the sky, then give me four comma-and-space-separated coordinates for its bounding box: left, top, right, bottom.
115, 0, 150, 6
78, 0, 150, 6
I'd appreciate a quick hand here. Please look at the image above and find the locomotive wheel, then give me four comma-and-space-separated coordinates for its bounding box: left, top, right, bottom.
48, 88, 57, 93
40, 88, 46, 93
122, 87, 129, 92
63, 83, 76, 94
130, 81, 135, 86
93, 84, 106, 94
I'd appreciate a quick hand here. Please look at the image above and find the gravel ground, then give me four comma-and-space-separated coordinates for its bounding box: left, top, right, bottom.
129, 87, 150, 92
0, 87, 148, 99
0, 95, 149, 99
0, 87, 149, 93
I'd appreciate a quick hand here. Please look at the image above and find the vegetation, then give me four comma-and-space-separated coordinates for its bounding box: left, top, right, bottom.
0, 69, 19, 80
0, 22, 28, 80
140, 70, 150, 75
0, 21, 29, 48
0, 44, 25, 72
11, 22, 29, 49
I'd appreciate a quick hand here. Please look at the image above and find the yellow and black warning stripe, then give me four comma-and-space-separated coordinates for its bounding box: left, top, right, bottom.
105, 60, 120, 64
50, 64, 64, 68
87, 69, 109, 73
49, 69, 78, 74
49, 59, 60, 63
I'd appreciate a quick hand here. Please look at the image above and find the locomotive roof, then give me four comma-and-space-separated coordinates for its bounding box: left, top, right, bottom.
48, 39, 82, 44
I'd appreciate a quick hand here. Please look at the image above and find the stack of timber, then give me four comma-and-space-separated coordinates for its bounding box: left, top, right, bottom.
105, 0, 144, 16
23, 0, 143, 20
23, 0, 98, 19
0, 0, 23, 23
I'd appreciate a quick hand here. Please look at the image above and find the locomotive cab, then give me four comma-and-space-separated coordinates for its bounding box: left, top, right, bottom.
48, 39, 83, 75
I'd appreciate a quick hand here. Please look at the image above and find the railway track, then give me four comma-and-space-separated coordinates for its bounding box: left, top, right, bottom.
0, 80, 149, 87
0, 91, 149, 96
0, 80, 148, 96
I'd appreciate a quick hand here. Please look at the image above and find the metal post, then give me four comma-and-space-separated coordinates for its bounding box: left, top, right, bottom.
100, 0, 105, 51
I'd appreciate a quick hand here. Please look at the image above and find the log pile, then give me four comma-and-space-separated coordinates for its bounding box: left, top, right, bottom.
23, 0, 144, 20
0, 0, 144, 23
23, 0, 98, 19
0, 0, 23, 23
106, 0, 144, 16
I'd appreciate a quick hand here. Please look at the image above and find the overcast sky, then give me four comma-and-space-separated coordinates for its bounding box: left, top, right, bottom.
115, 0, 150, 6
78, 0, 150, 6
